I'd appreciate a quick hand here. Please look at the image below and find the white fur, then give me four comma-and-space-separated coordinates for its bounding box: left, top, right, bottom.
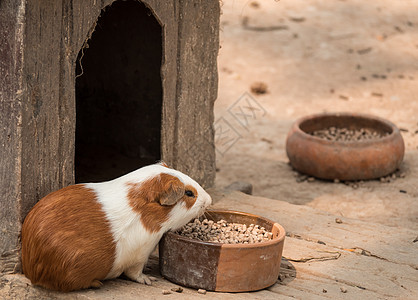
85, 163, 212, 281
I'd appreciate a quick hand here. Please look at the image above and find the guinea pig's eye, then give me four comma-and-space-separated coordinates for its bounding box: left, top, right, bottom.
185, 190, 195, 197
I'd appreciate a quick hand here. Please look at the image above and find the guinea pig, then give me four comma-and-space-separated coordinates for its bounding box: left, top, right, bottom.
21, 162, 212, 292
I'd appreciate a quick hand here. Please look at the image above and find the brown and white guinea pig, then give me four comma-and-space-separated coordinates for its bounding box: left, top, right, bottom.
21, 162, 212, 292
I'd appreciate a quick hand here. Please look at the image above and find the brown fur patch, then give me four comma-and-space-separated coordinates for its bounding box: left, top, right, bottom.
21, 185, 116, 292
159, 161, 170, 168
127, 173, 185, 232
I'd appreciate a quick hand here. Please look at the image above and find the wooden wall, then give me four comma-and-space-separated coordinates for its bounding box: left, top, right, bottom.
0, 0, 26, 274
0, 0, 219, 274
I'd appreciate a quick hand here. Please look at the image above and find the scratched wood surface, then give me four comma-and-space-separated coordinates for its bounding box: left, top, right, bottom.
1, 190, 416, 299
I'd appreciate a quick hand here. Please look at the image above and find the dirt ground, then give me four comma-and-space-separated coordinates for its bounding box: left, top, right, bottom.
214, 0, 418, 231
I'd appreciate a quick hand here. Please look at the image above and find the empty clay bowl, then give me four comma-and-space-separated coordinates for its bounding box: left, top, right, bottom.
286, 112, 405, 181
159, 210, 286, 292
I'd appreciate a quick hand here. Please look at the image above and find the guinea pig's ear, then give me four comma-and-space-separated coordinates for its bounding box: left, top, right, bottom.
159, 161, 171, 168
158, 173, 185, 206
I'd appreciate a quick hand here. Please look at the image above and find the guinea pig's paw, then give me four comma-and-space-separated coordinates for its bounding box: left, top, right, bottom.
125, 265, 153, 286
89, 279, 104, 289
134, 273, 153, 285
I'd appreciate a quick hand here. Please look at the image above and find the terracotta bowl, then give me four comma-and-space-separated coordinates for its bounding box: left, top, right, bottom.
285, 112, 405, 181
159, 210, 286, 292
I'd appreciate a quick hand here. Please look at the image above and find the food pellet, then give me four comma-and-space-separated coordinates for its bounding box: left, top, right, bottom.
171, 287, 183, 293
175, 218, 274, 244
197, 289, 207, 295
309, 127, 389, 142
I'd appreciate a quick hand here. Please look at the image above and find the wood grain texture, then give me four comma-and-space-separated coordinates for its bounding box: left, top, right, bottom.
0, 0, 25, 275
211, 190, 418, 299
173, 0, 220, 188
21, 0, 65, 219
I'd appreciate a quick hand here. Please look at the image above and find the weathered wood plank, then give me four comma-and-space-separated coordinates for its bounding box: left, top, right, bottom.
211, 190, 418, 268
2, 191, 416, 299
211, 190, 418, 299
20, 0, 64, 218
0, 0, 25, 274
173, 0, 220, 187
272, 237, 417, 299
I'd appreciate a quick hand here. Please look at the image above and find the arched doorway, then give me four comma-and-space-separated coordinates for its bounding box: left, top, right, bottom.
75, 0, 162, 183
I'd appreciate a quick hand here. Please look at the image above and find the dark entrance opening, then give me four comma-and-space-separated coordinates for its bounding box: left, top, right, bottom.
75, 0, 162, 183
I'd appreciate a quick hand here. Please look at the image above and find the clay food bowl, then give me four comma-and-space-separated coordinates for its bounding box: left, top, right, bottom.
159, 210, 286, 292
286, 112, 405, 181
